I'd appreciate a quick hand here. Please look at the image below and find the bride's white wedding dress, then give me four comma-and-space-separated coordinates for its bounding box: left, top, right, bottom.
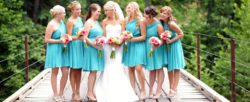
95, 23, 139, 102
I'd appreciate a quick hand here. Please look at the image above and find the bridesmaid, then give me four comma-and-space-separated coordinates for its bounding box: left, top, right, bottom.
122, 2, 147, 100
66, 1, 84, 101
142, 6, 165, 99
44, 5, 69, 102
82, 3, 104, 101
160, 6, 185, 97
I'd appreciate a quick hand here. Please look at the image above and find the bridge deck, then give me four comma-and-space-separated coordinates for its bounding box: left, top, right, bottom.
4, 69, 228, 102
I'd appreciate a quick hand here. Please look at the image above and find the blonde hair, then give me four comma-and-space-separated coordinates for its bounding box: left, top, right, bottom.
50, 5, 65, 17
125, 2, 142, 29
160, 6, 176, 24
104, 1, 119, 20
67, 1, 81, 12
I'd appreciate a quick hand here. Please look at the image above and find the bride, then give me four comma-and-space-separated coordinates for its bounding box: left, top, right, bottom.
95, 1, 139, 102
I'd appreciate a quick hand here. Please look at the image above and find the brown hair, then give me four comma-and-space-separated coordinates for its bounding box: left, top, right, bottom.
85, 3, 100, 21
144, 6, 158, 18
160, 6, 176, 24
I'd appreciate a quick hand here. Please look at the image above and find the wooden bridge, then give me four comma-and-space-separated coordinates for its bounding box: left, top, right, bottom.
3, 33, 249, 102
3, 68, 229, 102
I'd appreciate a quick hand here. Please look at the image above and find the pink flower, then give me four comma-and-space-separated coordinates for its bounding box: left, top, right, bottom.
77, 28, 87, 37
60, 34, 72, 52
149, 37, 161, 46
160, 31, 172, 40
121, 31, 133, 39
61, 34, 72, 44
95, 36, 106, 47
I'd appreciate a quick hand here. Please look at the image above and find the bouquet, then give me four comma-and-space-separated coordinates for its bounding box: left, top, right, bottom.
77, 28, 88, 48
60, 34, 72, 52
121, 31, 133, 52
95, 36, 106, 57
148, 37, 161, 57
107, 37, 122, 59
160, 30, 172, 49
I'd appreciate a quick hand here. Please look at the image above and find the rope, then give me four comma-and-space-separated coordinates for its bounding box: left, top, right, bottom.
0, 60, 43, 84
0, 45, 45, 63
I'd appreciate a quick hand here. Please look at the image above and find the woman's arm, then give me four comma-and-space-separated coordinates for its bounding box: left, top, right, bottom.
166, 21, 184, 44
44, 22, 62, 44
129, 20, 146, 42
66, 19, 79, 40
84, 20, 102, 50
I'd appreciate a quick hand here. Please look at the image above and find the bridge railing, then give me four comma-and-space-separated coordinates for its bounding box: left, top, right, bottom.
182, 32, 250, 102
0, 33, 44, 101
1, 32, 249, 102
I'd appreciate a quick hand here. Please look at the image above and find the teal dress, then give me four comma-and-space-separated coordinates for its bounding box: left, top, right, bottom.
45, 21, 69, 68
162, 23, 168, 67
163, 22, 185, 71
82, 21, 104, 71
68, 17, 84, 69
122, 19, 146, 67
144, 21, 164, 70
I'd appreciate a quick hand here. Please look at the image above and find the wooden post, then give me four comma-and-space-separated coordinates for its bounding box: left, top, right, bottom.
230, 38, 236, 102
197, 33, 200, 79
25, 34, 29, 82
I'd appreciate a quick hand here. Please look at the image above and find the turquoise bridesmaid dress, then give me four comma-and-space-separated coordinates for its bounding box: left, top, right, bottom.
82, 21, 104, 71
68, 17, 84, 69
122, 19, 146, 67
162, 23, 168, 67
144, 21, 164, 70
164, 21, 185, 71
45, 21, 69, 68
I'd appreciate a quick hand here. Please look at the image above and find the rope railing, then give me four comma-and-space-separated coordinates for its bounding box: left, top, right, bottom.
184, 32, 250, 45
0, 32, 44, 43
184, 56, 250, 94
0, 45, 45, 63
0, 59, 43, 84
182, 43, 250, 69
184, 49, 248, 78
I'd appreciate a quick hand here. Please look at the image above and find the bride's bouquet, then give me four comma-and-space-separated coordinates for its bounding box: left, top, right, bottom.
60, 34, 72, 52
149, 37, 161, 57
121, 31, 133, 52
77, 28, 88, 48
160, 30, 172, 49
107, 37, 122, 59
95, 36, 106, 57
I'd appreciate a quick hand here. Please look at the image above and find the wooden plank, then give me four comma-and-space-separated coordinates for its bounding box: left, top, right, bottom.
6, 68, 228, 102
4, 69, 50, 102
144, 70, 157, 102
180, 69, 229, 102
143, 70, 170, 102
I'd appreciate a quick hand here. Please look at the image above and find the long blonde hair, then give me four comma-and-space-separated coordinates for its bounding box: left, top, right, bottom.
160, 6, 176, 24
125, 2, 142, 29
103, 1, 119, 21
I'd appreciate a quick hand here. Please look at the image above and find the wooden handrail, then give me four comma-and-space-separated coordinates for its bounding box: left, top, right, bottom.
3, 69, 50, 102
180, 69, 229, 102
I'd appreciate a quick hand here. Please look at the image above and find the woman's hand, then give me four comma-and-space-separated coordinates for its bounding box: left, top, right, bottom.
166, 38, 173, 44
93, 44, 102, 50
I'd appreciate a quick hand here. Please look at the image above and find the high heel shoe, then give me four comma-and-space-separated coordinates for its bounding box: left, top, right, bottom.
139, 92, 146, 100
152, 93, 161, 99
74, 95, 81, 102
167, 89, 177, 98
148, 94, 154, 99
53, 96, 61, 102
59, 96, 65, 102
87, 96, 97, 102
